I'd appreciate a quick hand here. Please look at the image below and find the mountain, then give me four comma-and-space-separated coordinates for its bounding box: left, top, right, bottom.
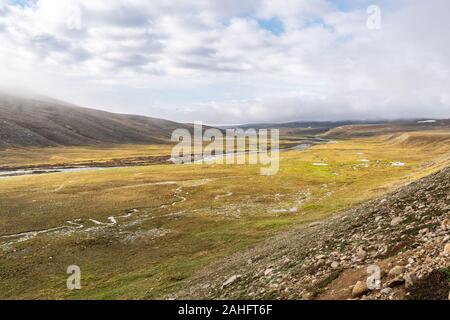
221, 119, 450, 137
0, 93, 191, 147
222, 120, 386, 130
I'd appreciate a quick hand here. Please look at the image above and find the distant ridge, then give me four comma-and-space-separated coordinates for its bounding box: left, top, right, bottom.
0, 93, 191, 147
222, 120, 386, 129
323, 119, 450, 138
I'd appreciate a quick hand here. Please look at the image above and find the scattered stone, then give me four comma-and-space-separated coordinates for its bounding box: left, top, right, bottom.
283, 257, 291, 264
386, 277, 405, 288
404, 272, 418, 289
380, 288, 393, 295
356, 247, 366, 261
444, 243, 450, 255
172, 167, 450, 300
388, 266, 405, 277
441, 219, 450, 231
391, 217, 402, 226
302, 292, 313, 300
264, 268, 274, 276
331, 261, 340, 269
222, 275, 241, 288
352, 281, 369, 298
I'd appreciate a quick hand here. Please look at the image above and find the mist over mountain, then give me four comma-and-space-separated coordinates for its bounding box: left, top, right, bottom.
0, 92, 190, 147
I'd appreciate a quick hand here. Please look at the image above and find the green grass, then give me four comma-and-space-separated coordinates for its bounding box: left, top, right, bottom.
0, 144, 173, 168
0, 133, 449, 299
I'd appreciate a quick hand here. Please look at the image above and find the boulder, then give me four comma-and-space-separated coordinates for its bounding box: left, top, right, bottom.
441, 219, 450, 231
352, 281, 369, 298
386, 277, 405, 288
404, 272, 418, 289
356, 247, 366, 261
331, 261, 340, 269
388, 266, 405, 277
444, 243, 450, 255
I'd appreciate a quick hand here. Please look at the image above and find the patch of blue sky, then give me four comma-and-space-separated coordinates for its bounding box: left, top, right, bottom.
330, 0, 363, 12
330, 0, 399, 12
257, 17, 284, 36
8, 0, 36, 8
303, 17, 335, 33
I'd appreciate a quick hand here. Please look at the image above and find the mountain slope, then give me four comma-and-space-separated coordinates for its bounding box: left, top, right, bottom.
172, 166, 450, 300
323, 120, 450, 139
0, 93, 189, 147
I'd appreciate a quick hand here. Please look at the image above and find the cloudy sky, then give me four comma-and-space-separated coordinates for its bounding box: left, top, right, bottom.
0, 0, 449, 124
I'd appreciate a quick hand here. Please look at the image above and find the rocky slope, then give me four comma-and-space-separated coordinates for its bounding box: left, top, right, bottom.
172, 167, 450, 300
0, 93, 190, 147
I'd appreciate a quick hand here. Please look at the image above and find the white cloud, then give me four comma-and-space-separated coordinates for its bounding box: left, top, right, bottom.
0, 0, 449, 124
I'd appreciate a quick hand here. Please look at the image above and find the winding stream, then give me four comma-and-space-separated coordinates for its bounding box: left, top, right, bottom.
0, 138, 331, 179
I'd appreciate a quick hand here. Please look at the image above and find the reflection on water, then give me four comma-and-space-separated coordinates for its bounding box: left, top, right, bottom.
0, 138, 332, 178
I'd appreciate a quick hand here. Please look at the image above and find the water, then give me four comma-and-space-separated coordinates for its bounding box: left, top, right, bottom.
0, 166, 124, 178
0, 138, 332, 178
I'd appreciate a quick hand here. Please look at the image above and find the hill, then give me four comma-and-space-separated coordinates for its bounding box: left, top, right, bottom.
222, 119, 450, 138
173, 166, 450, 300
323, 120, 450, 139
0, 93, 190, 147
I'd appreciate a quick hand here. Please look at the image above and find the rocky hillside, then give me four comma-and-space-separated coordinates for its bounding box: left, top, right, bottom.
173, 167, 450, 300
0, 93, 190, 147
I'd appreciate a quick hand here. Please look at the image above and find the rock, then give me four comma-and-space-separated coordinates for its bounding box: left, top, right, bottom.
352, 281, 369, 298
386, 277, 405, 288
441, 219, 450, 231
283, 257, 291, 264
418, 228, 429, 235
444, 243, 450, 255
388, 266, 405, 277
331, 261, 340, 269
222, 275, 241, 288
356, 247, 366, 261
391, 217, 402, 226
302, 292, 313, 300
264, 268, 274, 276
404, 272, 418, 289
375, 216, 383, 223
380, 288, 393, 295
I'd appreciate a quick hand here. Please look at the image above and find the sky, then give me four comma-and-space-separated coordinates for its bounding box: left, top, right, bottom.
0, 0, 449, 124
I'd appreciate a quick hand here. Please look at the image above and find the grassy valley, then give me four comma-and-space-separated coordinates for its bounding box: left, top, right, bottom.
1, 130, 449, 299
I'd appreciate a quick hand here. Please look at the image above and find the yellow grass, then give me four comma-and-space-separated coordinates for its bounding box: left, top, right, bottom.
0, 132, 449, 299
